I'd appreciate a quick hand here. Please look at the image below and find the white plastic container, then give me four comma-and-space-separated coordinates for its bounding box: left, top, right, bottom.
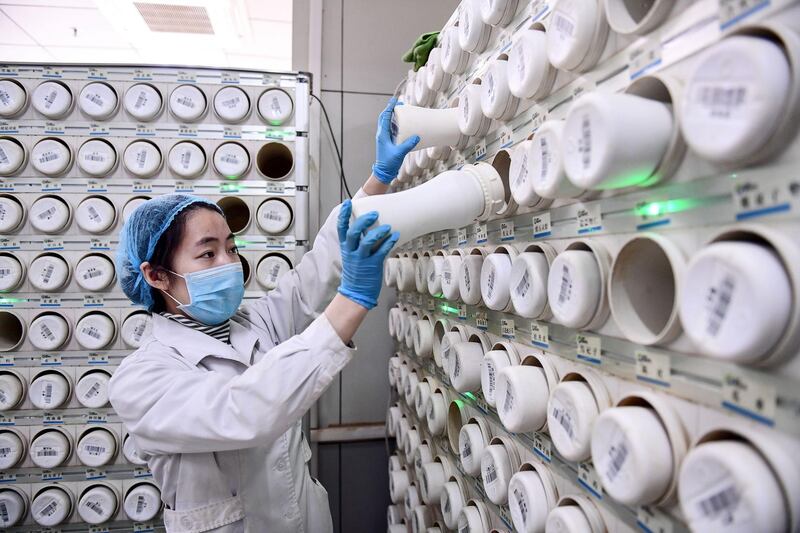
530, 120, 585, 199
168, 141, 207, 179
256, 254, 292, 290
427, 254, 445, 296
123, 197, 150, 223
123, 433, 148, 465
507, 29, 557, 100
257, 198, 293, 234
29, 371, 71, 409
76, 370, 111, 409
392, 105, 462, 151
450, 340, 484, 392
75, 254, 115, 291
0, 195, 24, 232
440, 26, 470, 75
414, 66, 435, 107
124, 83, 162, 121
0, 429, 25, 469
75, 312, 116, 350
680, 36, 792, 166
481, 0, 518, 26
481, 60, 519, 121
258, 88, 294, 125
121, 311, 153, 349
31, 486, 72, 526
29, 254, 70, 292
547, 381, 599, 462
30, 195, 71, 233
77, 138, 117, 177
441, 253, 464, 301
0, 372, 24, 411
679, 241, 792, 363
440, 478, 468, 529
497, 365, 551, 433
31, 138, 72, 176
0, 137, 26, 176
459, 84, 492, 137
0, 79, 27, 118
481, 252, 513, 310
546, 0, 609, 72
76, 196, 116, 234
32, 81, 73, 119
509, 251, 550, 318
509, 466, 558, 533
0, 253, 24, 293
480, 438, 520, 505
123, 483, 161, 522
563, 92, 674, 190
77, 427, 117, 467
169, 84, 207, 122
459, 253, 484, 305
213, 141, 250, 179
604, 0, 673, 35
459, 422, 489, 476
78, 82, 118, 120
78, 484, 118, 524
480, 344, 519, 408
0, 488, 26, 526
124, 140, 162, 178
30, 430, 71, 469
213, 86, 251, 123
547, 250, 601, 328
459, 0, 492, 53
426, 47, 452, 92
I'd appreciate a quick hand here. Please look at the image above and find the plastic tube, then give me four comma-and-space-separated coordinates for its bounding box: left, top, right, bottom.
392, 105, 462, 151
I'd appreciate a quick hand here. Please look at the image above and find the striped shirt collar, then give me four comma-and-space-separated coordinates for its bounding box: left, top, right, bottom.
159, 312, 231, 344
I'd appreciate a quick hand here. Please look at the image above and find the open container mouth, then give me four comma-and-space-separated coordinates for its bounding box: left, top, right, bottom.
256, 142, 294, 180
489, 150, 517, 218
0, 311, 25, 352
551, 494, 606, 533
0, 194, 26, 233
609, 233, 685, 346
554, 240, 611, 330
238, 254, 251, 285
604, 0, 674, 35
446, 399, 468, 455
216, 196, 251, 234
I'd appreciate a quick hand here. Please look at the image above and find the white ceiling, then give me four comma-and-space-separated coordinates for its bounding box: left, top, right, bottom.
0, 0, 292, 71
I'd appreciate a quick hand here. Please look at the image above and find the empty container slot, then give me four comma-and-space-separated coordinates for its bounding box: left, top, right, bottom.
256, 142, 294, 180
216, 196, 251, 234
0, 312, 24, 352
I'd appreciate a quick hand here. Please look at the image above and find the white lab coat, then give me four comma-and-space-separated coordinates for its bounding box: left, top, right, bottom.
109, 194, 361, 533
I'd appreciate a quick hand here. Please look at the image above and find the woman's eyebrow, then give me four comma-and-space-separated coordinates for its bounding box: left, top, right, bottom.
195, 236, 219, 246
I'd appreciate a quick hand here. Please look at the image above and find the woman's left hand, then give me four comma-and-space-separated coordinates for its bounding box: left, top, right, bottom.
371, 97, 420, 185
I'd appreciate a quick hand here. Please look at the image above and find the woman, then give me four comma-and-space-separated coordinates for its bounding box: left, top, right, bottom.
109, 98, 419, 532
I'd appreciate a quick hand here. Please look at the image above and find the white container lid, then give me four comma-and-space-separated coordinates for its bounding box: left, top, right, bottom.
441, 26, 469, 75
481, 60, 518, 121
509, 471, 552, 533
168, 141, 206, 178
76, 371, 111, 409
509, 140, 539, 207
481, 443, 514, 504
122, 434, 148, 466
213, 86, 250, 123
426, 256, 444, 296
428, 144, 452, 161
459, 254, 484, 305
32, 81, 72, 118
459, 423, 487, 476
77, 139, 117, 177
390, 469, 411, 503
0, 373, 23, 411
0, 488, 26, 526
76, 196, 116, 233
441, 255, 463, 301
29, 254, 70, 292
257, 198, 292, 234
413, 319, 434, 358
680, 36, 791, 164
426, 391, 448, 436
404, 372, 419, 405
121, 311, 153, 349
0, 430, 24, 469
123, 140, 162, 177
0, 138, 25, 176
257, 254, 291, 290
77, 428, 117, 467
76, 254, 115, 292
679, 441, 786, 533
415, 66, 433, 107
0, 196, 23, 232
679, 241, 792, 363
497, 366, 549, 433
397, 257, 416, 292
459, 0, 491, 53
414, 380, 432, 418
531, 120, 584, 199
28, 313, 70, 351
29, 371, 70, 409
450, 341, 484, 392
508, 29, 554, 99
0, 254, 24, 292
258, 88, 293, 125
30, 195, 70, 233
546, 0, 604, 71
547, 250, 601, 328
169, 84, 206, 122
387, 503, 403, 524
458, 505, 486, 531
415, 257, 430, 293
480, 349, 513, 407
459, 84, 491, 137
481, 253, 513, 310
32, 487, 72, 526
123, 483, 161, 522
545, 505, 593, 532
547, 381, 599, 462
441, 480, 466, 529
426, 48, 452, 92
481, 0, 517, 26
403, 484, 421, 519
31, 138, 71, 176
213, 142, 250, 179
123, 197, 149, 223
78, 485, 118, 524
509, 252, 549, 318
0, 80, 27, 117
76, 313, 115, 350
124, 83, 162, 121
404, 428, 421, 457
591, 406, 673, 505
78, 82, 118, 120
30, 430, 70, 469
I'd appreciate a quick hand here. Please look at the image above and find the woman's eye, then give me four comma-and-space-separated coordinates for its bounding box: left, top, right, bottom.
228, 246, 239, 254
200, 251, 214, 258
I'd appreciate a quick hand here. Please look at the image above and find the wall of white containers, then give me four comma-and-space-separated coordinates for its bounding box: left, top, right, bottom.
0, 64, 310, 530
384, 1, 800, 532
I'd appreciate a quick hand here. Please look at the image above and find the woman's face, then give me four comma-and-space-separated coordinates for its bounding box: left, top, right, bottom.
142, 208, 238, 310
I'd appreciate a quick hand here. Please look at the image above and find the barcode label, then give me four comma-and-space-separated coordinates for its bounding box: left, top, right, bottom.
453, 353, 461, 377
221, 153, 240, 164
0, 501, 8, 522
694, 84, 748, 119
484, 462, 497, 484
538, 136, 550, 181
514, 487, 527, 524
136, 494, 146, 514
37, 447, 58, 457
40, 323, 56, 341
84, 152, 106, 162
85, 92, 104, 107
515, 268, 530, 297
697, 485, 740, 519
180, 150, 192, 169
83, 267, 104, 280
605, 441, 629, 482
503, 387, 514, 413
38, 206, 57, 219
84, 382, 101, 398
579, 115, 591, 169
463, 263, 471, 292
551, 403, 574, 439
0, 147, 7, 166
221, 96, 240, 109
514, 152, 528, 187
82, 326, 102, 339
85, 444, 106, 455
485, 268, 495, 298
705, 273, 736, 336
136, 149, 149, 169
38, 152, 59, 164
443, 491, 451, 515
44, 90, 57, 109
553, 11, 576, 37
270, 263, 281, 282
0, 268, 10, 278
176, 96, 196, 108
133, 320, 147, 341
44, 382, 53, 403
134, 91, 147, 109
0, 447, 10, 457
39, 500, 58, 517
461, 439, 471, 459
557, 264, 571, 304
85, 499, 104, 515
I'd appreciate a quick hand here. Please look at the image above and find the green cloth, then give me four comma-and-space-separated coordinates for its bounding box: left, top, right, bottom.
402, 31, 440, 72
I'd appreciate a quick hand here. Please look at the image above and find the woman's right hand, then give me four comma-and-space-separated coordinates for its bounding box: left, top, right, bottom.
336, 199, 399, 310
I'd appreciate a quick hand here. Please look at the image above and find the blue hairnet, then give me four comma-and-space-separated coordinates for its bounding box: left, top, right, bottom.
116, 194, 222, 310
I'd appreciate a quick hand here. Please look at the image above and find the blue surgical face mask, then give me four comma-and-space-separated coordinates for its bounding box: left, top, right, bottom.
162, 262, 245, 325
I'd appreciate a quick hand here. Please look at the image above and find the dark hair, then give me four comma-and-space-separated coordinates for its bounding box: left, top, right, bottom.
148, 203, 222, 312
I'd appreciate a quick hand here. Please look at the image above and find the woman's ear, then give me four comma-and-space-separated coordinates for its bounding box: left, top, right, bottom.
140, 261, 170, 291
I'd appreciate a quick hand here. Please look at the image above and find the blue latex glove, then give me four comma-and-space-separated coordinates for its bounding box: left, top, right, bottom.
372, 97, 421, 184
337, 200, 399, 309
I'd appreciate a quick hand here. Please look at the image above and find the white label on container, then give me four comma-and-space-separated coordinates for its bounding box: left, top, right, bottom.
577, 203, 602, 234
474, 139, 487, 161
501, 318, 515, 339
500, 221, 515, 241
732, 179, 793, 221
475, 223, 488, 243
576, 333, 601, 364
578, 461, 604, 499
530, 322, 549, 348
637, 505, 673, 533
532, 432, 552, 462
533, 211, 551, 238
476, 311, 488, 330
721, 372, 776, 425
442, 233, 451, 248
635, 350, 671, 387
629, 38, 663, 80
719, 0, 770, 30
499, 124, 513, 147
458, 303, 468, 320
458, 227, 469, 245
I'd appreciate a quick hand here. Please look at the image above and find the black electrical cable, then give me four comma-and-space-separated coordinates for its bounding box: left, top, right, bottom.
310, 93, 353, 199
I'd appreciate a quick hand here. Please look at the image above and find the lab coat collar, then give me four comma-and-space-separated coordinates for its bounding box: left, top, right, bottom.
151, 313, 257, 367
